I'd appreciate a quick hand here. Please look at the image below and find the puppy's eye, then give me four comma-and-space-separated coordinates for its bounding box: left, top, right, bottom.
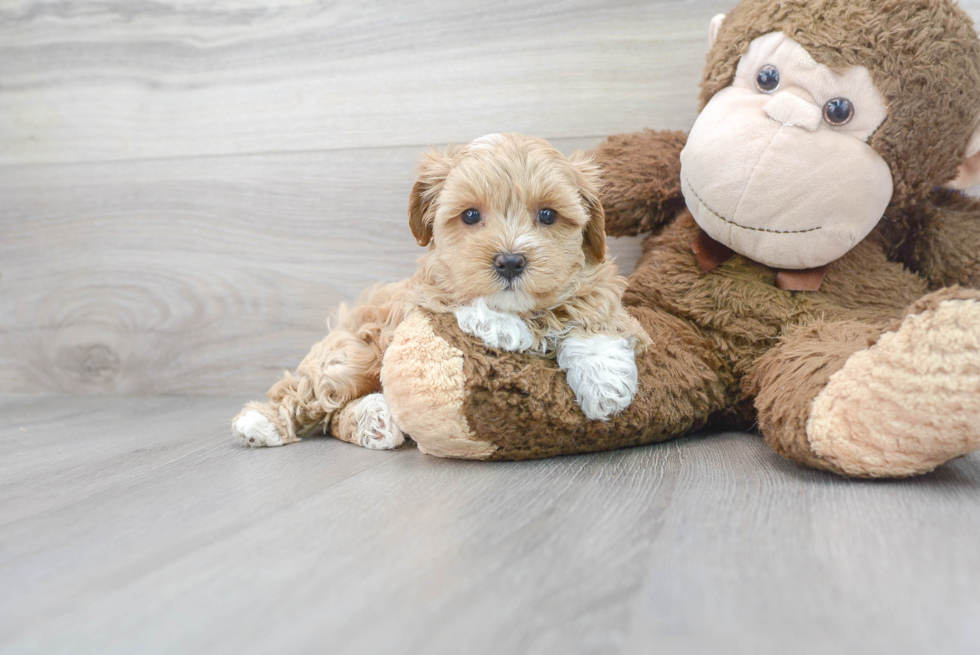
461, 208, 481, 225
537, 208, 557, 225
756, 65, 780, 93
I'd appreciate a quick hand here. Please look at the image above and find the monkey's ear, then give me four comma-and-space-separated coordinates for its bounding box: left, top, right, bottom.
709, 14, 726, 49
944, 123, 980, 190
570, 151, 606, 263
409, 147, 456, 247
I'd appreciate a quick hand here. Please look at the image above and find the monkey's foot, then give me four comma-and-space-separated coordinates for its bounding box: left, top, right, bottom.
806, 298, 980, 477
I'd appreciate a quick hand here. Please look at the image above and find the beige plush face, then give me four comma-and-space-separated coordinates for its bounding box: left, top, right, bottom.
680, 32, 894, 269
410, 134, 605, 314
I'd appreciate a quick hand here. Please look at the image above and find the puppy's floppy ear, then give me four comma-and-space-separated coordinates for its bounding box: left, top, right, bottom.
569, 151, 606, 263
409, 147, 456, 247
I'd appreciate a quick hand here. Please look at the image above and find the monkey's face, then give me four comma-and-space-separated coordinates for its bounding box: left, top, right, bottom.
680, 32, 894, 270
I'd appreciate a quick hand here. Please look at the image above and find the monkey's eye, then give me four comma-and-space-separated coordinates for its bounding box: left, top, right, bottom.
461, 208, 482, 225
823, 98, 854, 126
755, 65, 780, 93
537, 208, 557, 225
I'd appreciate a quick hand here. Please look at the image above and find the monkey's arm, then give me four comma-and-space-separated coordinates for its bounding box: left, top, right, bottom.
900, 191, 980, 289
382, 306, 729, 460
592, 129, 688, 237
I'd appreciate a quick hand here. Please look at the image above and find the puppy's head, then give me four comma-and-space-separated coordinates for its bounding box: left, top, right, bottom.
409, 133, 605, 313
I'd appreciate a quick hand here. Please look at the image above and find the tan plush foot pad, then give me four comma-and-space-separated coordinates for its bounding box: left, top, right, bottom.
381, 312, 498, 459
807, 299, 980, 477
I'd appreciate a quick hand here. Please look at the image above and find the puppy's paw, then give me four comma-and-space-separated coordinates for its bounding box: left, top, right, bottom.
233, 410, 284, 448
558, 336, 639, 421
353, 393, 405, 450
455, 298, 535, 352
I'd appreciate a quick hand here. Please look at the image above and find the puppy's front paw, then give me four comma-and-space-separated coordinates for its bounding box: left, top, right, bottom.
557, 336, 639, 421
233, 410, 284, 448
455, 298, 535, 352
353, 393, 405, 450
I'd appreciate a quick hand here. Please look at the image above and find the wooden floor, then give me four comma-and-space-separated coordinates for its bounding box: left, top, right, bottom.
7, 0, 980, 398
3, 394, 980, 655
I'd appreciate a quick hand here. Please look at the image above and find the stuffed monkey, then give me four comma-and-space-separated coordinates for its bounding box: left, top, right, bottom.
381, 0, 980, 477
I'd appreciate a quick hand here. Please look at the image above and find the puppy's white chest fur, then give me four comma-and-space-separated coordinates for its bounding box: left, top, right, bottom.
454, 299, 638, 421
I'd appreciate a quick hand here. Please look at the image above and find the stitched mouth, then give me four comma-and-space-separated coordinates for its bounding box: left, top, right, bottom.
681, 175, 822, 235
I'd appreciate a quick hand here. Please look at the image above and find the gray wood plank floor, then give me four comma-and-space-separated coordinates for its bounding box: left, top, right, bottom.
0, 0, 735, 165
3, 395, 979, 655
4, 0, 980, 396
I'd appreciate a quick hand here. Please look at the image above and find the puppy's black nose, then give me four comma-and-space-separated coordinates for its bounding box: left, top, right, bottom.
494, 253, 526, 280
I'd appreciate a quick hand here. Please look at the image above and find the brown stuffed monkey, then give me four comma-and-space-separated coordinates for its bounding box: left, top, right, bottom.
381, 0, 980, 477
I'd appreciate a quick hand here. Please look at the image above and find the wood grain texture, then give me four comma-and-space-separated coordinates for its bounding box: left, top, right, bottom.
0, 0, 734, 165
3, 0, 979, 396
0, 138, 641, 395
2, 395, 979, 655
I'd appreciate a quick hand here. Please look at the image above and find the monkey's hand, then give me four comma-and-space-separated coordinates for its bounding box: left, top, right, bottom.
591, 129, 688, 237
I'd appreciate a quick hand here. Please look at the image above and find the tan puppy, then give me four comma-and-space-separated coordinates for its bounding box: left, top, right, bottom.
233, 133, 648, 450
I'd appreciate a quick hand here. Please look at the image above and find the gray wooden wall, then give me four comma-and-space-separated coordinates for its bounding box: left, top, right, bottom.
4, 0, 980, 396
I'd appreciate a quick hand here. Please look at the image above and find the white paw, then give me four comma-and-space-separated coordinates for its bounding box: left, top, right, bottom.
455, 298, 535, 352
557, 336, 639, 421
233, 410, 284, 448
353, 393, 405, 450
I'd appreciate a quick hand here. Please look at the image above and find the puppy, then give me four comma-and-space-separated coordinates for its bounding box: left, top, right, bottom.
233, 133, 648, 451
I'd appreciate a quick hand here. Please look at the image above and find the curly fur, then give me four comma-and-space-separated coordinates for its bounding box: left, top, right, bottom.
233, 133, 645, 446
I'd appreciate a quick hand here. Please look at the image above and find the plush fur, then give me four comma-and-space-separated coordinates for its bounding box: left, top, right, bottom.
381, 0, 980, 477
233, 133, 646, 448
701, 0, 980, 212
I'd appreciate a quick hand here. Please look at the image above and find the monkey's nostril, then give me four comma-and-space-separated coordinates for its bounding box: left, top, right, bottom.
493, 253, 526, 280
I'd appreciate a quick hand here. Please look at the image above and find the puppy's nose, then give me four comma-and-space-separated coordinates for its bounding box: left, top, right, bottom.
494, 253, 526, 280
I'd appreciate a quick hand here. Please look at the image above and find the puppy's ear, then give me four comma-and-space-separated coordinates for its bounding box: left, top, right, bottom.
570, 151, 606, 263
409, 147, 456, 247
